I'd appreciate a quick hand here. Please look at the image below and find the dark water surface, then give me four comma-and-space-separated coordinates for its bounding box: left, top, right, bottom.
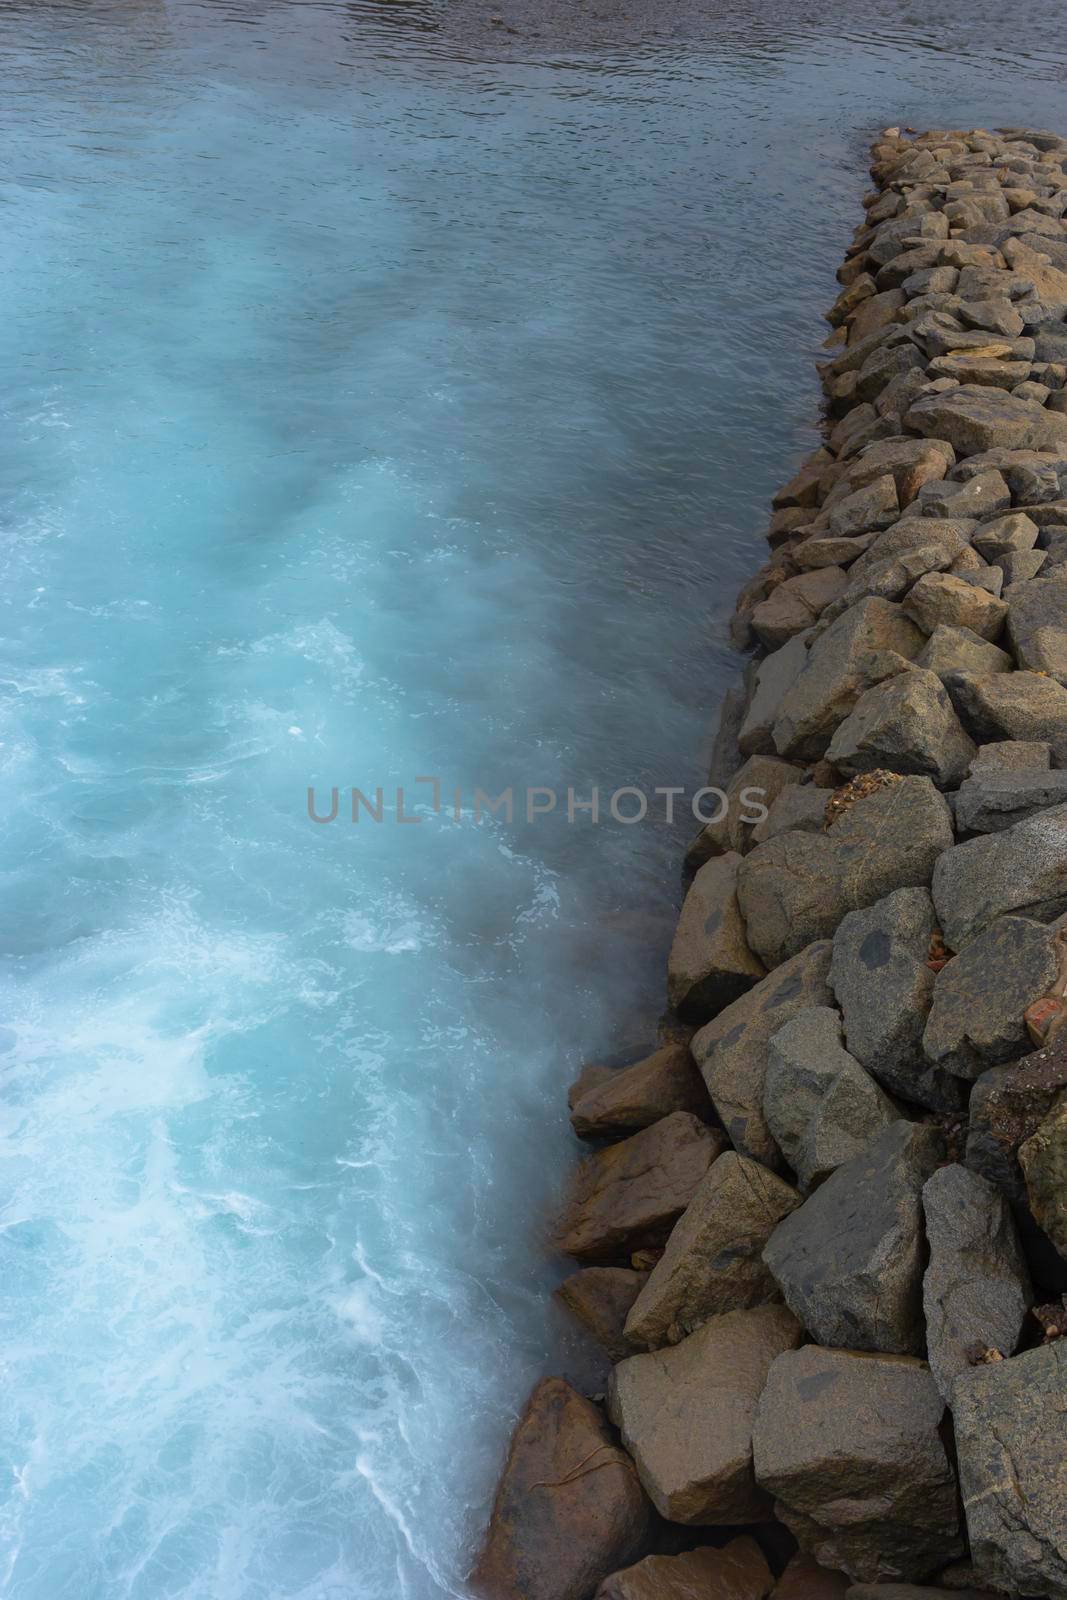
0, 2, 1063, 1595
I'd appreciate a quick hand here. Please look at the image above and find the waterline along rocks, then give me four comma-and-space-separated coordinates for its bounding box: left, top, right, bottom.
473, 126, 1067, 1600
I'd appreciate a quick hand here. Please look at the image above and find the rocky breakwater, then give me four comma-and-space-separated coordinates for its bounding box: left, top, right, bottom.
472, 126, 1067, 1600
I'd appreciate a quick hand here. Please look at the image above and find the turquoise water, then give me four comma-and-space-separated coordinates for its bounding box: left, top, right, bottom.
0, 3, 1064, 1596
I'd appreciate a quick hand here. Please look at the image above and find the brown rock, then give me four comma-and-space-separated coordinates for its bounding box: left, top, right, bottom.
555, 1112, 726, 1264
771, 1554, 849, 1600
570, 1043, 712, 1140
902, 572, 1008, 640
556, 1268, 650, 1363
624, 1153, 801, 1349
595, 1537, 774, 1600
471, 1377, 654, 1600
608, 1304, 803, 1525
752, 569, 850, 651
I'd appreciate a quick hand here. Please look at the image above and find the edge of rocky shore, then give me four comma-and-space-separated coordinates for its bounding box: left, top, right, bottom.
472, 125, 1067, 1600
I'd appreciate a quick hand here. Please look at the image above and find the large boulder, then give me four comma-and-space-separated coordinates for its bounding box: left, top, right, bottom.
905, 383, 1067, 455
595, 1538, 774, 1600
555, 1113, 725, 1264
772, 599, 926, 761
1006, 566, 1067, 682
921, 1163, 1031, 1401
923, 914, 1064, 1078
570, 1042, 713, 1140
555, 1268, 650, 1363
667, 854, 766, 1022
1019, 1096, 1067, 1259
826, 474, 900, 537
831, 438, 954, 506
763, 1007, 898, 1192
762, 1120, 944, 1355
623, 1153, 801, 1349
944, 668, 1067, 763
845, 518, 975, 593
831, 887, 963, 1111
691, 942, 835, 1168
953, 1343, 1067, 1599
471, 1377, 654, 1600
608, 1304, 802, 1525
931, 802, 1067, 951
738, 778, 953, 970
826, 668, 976, 787
752, 1346, 962, 1582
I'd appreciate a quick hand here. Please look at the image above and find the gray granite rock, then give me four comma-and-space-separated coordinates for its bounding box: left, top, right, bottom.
827, 474, 900, 538
915, 623, 1012, 681
972, 510, 1041, 559
750, 785, 829, 846
953, 1343, 1067, 1599
955, 767, 1067, 832
969, 738, 1052, 771
919, 468, 1010, 520
623, 1153, 800, 1349
831, 887, 963, 1111
906, 382, 1067, 455
1006, 565, 1067, 682
922, 1163, 1031, 1400
966, 1033, 1067, 1207
931, 801, 1067, 950
826, 668, 976, 788
847, 518, 975, 591
1019, 1096, 1067, 1259
902, 572, 1008, 640
764, 1006, 898, 1192
944, 668, 1067, 762
752, 1346, 961, 1582
924, 914, 1063, 1078
608, 1304, 803, 1525
739, 635, 812, 758
762, 1120, 945, 1355
773, 599, 926, 761
691, 941, 834, 1169
738, 778, 954, 970
667, 854, 766, 1022
709, 682, 749, 791
998, 546, 1048, 586
687, 755, 803, 867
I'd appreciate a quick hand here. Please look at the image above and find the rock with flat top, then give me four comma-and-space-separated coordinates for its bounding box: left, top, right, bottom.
555, 1113, 725, 1264
595, 1538, 774, 1600
691, 942, 834, 1169
763, 1006, 898, 1191
906, 382, 1067, 454
668, 854, 766, 1022
923, 1162, 1031, 1407
955, 767, 1067, 833
570, 1042, 712, 1140
737, 778, 953, 971
608, 1304, 802, 1525
1006, 565, 1067, 681
931, 801, 1067, 950
970, 738, 1052, 772
752, 1346, 962, 1582
972, 510, 1041, 559
826, 668, 976, 787
762, 1120, 944, 1354
623, 1152, 800, 1349
952, 1343, 1067, 1600
471, 1377, 654, 1600
827, 475, 900, 537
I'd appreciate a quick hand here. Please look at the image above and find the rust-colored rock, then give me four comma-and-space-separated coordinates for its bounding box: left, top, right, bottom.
569, 1042, 712, 1141
555, 1112, 725, 1264
471, 1377, 654, 1600
555, 1268, 650, 1363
